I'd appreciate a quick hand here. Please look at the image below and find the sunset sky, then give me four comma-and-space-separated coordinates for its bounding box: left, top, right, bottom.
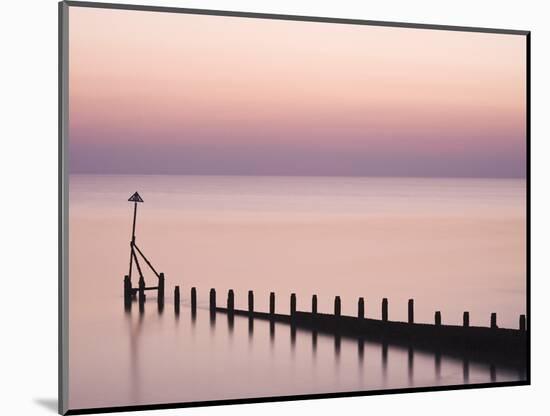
68, 6, 527, 178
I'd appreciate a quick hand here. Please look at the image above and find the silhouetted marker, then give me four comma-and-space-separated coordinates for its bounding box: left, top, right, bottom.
191, 287, 197, 311
125, 192, 164, 308
408, 299, 414, 324
358, 297, 365, 319
491, 313, 498, 329
334, 296, 341, 316
290, 293, 296, 316
382, 298, 388, 322
248, 290, 254, 314
209, 288, 216, 311
227, 289, 234, 313
334, 334, 341, 357
463, 311, 470, 327
174, 286, 180, 315
435, 350, 441, 379
519, 314, 526, 331
435, 311, 441, 326
269, 292, 275, 315
312, 294, 318, 314
358, 339, 364, 361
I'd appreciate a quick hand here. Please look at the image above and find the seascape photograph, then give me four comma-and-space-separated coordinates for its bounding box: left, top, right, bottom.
64, 4, 527, 412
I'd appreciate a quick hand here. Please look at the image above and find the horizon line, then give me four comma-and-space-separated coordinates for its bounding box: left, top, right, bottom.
68, 172, 527, 180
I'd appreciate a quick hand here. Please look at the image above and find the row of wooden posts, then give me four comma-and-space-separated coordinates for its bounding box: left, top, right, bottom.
169, 286, 527, 331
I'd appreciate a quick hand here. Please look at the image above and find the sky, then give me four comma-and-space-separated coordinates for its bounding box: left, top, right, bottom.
68, 6, 527, 178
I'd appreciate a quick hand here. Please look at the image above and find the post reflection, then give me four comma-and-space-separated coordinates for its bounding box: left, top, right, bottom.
227, 313, 234, 335
358, 338, 364, 363
126, 308, 144, 404
248, 317, 254, 341
269, 321, 275, 346
408, 346, 414, 385
334, 335, 341, 360
209, 309, 216, 330
382, 341, 388, 380
435, 350, 441, 381
463, 358, 470, 383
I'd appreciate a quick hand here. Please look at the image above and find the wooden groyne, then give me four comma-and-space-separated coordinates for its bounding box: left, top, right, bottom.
120, 192, 526, 371
201, 289, 526, 369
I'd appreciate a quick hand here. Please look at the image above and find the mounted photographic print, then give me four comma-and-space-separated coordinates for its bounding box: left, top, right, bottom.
59, 1, 530, 414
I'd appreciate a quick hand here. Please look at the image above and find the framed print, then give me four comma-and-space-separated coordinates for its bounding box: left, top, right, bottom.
59, 1, 530, 414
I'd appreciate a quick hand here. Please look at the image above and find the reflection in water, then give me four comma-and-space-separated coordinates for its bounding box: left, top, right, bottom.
126, 309, 144, 405
358, 339, 364, 363
269, 321, 275, 345
334, 335, 341, 360
408, 346, 414, 385
463, 358, 470, 383
112, 306, 527, 411
382, 341, 388, 382
227, 313, 234, 334
312, 331, 317, 355
435, 350, 441, 381
248, 317, 254, 340
209, 309, 216, 330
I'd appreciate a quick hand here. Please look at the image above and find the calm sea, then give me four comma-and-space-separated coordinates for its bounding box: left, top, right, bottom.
68, 175, 526, 409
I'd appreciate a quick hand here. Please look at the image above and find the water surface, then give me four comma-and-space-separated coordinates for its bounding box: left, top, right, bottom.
68, 175, 526, 409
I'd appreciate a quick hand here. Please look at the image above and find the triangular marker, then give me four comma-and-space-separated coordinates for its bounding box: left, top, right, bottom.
128, 192, 144, 203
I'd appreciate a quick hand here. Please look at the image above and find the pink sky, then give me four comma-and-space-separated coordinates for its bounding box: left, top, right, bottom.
68, 6, 527, 177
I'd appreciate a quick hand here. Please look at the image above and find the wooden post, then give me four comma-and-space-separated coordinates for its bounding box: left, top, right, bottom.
463, 311, 470, 327
158, 272, 165, 305
491, 312, 497, 329
174, 286, 180, 314
269, 292, 275, 315
290, 293, 296, 316
408, 299, 414, 324
227, 289, 234, 312
519, 314, 526, 331
124, 275, 131, 306
435, 311, 441, 326
138, 276, 145, 304
248, 290, 254, 314
382, 298, 388, 322
358, 297, 365, 319
334, 296, 341, 316
191, 287, 197, 311
209, 288, 216, 311
312, 295, 318, 314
